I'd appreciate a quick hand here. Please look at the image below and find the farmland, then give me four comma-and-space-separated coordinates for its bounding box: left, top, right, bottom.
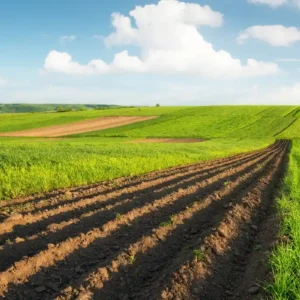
0, 106, 299, 299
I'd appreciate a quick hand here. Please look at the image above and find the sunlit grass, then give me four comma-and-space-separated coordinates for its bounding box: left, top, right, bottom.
269, 139, 300, 299
0, 137, 271, 200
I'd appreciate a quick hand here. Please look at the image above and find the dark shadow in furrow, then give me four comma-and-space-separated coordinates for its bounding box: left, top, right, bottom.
2, 145, 284, 299
195, 141, 290, 300
0, 141, 281, 212
0, 146, 279, 272
26, 143, 277, 216
0, 146, 277, 246
87, 146, 287, 300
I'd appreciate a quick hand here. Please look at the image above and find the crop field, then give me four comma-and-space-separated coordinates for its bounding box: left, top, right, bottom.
0, 137, 270, 200
0, 106, 299, 299
0, 116, 157, 137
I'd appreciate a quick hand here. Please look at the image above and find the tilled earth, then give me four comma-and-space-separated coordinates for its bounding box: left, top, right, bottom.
0, 116, 157, 137
0, 140, 290, 300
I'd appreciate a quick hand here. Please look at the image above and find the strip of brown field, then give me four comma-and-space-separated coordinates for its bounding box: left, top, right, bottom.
131, 138, 206, 143
0, 140, 289, 300
0, 116, 157, 137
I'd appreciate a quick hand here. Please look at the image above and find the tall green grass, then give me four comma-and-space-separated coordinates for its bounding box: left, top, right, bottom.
269, 140, 300, 299
0, 137, 271, 200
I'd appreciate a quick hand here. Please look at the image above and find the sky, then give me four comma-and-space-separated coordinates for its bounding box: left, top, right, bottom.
1, 0, 300, 105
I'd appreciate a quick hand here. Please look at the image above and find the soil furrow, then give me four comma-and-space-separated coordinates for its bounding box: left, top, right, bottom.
0, 145, 277, 244
0, 146, 279, 273
57, 142, 286, 300
152, 141, 289, 300
197, 141, 290, 300
0, 142, 285, 299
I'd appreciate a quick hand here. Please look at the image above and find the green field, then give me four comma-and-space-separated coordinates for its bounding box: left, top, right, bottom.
0, 105, 300, 201
1, 106, 300, 139
269, 140, 300, 299
0, 137, 271, 200
74, 106, 300, 139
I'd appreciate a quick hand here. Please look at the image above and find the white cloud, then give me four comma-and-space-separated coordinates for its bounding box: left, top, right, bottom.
44, 51, 109, 75
238, 25, 300, 46
44, 0, 279, 78
60, 35, 76, 43
248, 0, 300, 8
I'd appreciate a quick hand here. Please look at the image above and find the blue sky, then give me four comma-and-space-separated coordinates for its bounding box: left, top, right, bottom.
1, 0, 300, 105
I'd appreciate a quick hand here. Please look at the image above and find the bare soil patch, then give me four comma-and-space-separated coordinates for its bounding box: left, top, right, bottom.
0, 116, 157, 137
132, 138, 206, 143
0, 140, 289, 300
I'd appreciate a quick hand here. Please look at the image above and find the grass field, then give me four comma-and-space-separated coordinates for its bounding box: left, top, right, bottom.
1, 106, 300, 139
269, 140, 300, 299
72, 106, 300, 139
0, 137, 271, 200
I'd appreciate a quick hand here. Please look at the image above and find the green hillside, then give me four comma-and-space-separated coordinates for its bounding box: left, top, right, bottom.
1, 105, 300, 138
73, 106, 300, 139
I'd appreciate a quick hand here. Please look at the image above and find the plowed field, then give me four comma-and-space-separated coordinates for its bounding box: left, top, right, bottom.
0, 116, 156, 137
0, 140, 289, 299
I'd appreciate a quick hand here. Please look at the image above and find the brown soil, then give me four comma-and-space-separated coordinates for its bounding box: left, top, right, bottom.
0, 116, 157, 137
0, 140, 290, 300
131, 138, 206, 143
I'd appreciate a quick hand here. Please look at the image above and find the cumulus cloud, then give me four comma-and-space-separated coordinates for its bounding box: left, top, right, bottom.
44, 0, 279, 78
44, 51, 109, 75
60, 35, 76, 43
248, 0, 300, 8
238, 25, 300, 47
